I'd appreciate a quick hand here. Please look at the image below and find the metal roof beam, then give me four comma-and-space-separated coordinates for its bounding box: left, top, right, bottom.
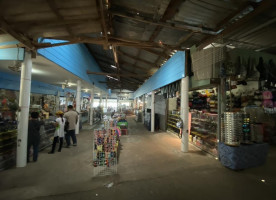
0, 17, 35, 51
198, 0, 275, 50
141, 48, 170, 59
149, 0, 184, 42
117, 50, 158, 68
46, 0, 74, 36
11, 18, 100, 29
96, 0, 109, 49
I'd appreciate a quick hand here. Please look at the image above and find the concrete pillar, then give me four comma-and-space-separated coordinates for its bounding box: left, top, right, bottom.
105, 95, 108, 108
55, 91, 60, 113
218, 78, 226, 142
180, 77, 189, 152
89, 86, 94, 125
64, 92, 68, 112
151, 91, 155, 132
142, 95, 145, 123
117, 98, 119, 112
100, 92, 102, 107
16, 51, 32, 167
76, 80, 81, 134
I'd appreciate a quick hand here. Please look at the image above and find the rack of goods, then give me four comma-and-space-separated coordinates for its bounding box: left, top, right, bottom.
167, 113, 181, 137
190, 111, 218, 156
0, 121, 17, 171
39, 119, 56, 150
93, 128, 119, 176
219, 112, 269, 170
0, 90, 19, 171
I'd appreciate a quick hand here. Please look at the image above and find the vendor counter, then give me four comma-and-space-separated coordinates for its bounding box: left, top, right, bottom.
218, 142, 269, 170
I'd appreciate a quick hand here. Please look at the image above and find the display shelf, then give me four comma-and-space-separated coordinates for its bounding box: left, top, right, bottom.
0, 128, 17, 171
190, 111, 218, 156
169, 114, 180, 117
167, 123, 179, 129
167, 113, 181, 137
39, 119, 55, 150
93, 128, 119, 176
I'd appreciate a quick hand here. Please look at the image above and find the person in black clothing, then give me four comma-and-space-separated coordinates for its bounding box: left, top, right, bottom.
27, 112, 43, 162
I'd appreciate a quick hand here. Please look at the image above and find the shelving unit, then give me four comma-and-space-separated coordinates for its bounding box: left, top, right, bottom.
0, 128, 17, 171
167, 114, 181, 136
39, 120, 56, 150
93, 128, 119, 176
190, 111, 218, 156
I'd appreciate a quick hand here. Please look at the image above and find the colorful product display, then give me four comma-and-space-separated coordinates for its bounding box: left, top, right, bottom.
221, 112, 257, 146
93, 128, 119, 176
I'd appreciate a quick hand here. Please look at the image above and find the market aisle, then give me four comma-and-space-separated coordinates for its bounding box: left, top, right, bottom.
0, 115, 276, 200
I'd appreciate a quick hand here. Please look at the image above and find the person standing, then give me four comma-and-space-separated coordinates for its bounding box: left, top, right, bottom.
64, 105, 78, 147
27, 112, 43, 162
48, 111, 65, 154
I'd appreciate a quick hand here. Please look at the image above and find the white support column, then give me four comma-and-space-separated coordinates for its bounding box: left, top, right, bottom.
151, 91, 155, 132
117, 98, 119, 112
105, 95, 108, 108
16, 51, 32, 168
76, 80, 81, 134
64, 92, 68, 112
55, 91, 60, 113
100, 92, 102, 107
89, 86, 94, 125
180, 77, 189, 152
142, 95, 145, 123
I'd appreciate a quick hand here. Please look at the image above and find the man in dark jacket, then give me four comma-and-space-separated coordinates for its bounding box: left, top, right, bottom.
64, 105, 78, 147
27, 112, 43, 162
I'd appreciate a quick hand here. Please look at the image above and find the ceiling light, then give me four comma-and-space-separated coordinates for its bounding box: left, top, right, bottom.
106, 75, 118, 81
107, 31, 111, 34
261, 179, 266, 183
203, 44, 213, 49
137, 12, 139, 15
110, 65, 117, 68
32, 68, 45, 74
226, 44, 236, 49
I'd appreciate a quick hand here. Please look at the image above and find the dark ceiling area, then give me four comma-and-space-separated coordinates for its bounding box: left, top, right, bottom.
1, 0, 276, 91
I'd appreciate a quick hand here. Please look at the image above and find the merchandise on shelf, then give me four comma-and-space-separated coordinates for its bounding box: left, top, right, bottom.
39, 119, 56, 150
221, 112, 265, 146
0, 89, 18, 171
167, 112, 182, 138
93, 128, 119, 176
0, 120, 17, 171
190, 111, 218, 156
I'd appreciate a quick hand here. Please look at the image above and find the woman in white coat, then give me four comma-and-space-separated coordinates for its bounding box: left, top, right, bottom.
48, 111, 66, 154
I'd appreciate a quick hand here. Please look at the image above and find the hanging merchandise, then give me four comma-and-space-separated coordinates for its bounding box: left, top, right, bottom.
93, 128, 119, 176
242, 114, 251, 144
221, 112, 255, 146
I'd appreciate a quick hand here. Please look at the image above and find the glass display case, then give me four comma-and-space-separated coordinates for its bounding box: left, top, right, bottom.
190, 111, 218, 156
39, 119, 56, 150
